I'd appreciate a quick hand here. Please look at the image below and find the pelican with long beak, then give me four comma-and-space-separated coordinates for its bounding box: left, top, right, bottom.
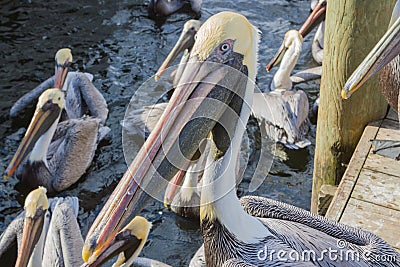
83, 216, 170, 267
155, 19, 202, 85
87, 11, 399, 266
0, 187, 84, 267
304, 0, 326, 65
253, 30, 311, 149
343, 0, 400, 114
5, 87, 103, 193
82, 11, 257, 262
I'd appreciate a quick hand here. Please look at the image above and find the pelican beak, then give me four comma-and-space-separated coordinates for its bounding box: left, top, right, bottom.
5, 93, 62, 178
299, 0, 326, 38
83, 45, 249, 262
84, 216, 151, 267
15, 187, 49, 267
266, 42, 287, 72
342, 17, 400, 99
155, 23, 198, 81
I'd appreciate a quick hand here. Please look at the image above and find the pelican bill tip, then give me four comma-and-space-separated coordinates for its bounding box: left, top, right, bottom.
341, 89, 351, 100
82, 244, 93, 263
3, 174, 9, 181
154, 74, 160, 81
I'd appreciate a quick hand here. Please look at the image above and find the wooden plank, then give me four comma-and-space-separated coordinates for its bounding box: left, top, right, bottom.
340, 198, 400, 250
351, 169, 400, 211
364, 153, 400, 177
376, 119, 400, 138
325, 121, 381, 220
386, 108, 398, 121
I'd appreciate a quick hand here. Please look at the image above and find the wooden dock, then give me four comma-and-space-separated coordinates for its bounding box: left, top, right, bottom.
326, 109, 400, 252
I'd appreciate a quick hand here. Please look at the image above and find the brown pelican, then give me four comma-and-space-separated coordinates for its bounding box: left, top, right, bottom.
82, 11, 399, 266
343, 0, 400, 114
148, 0, 202, 18
0, 187, 158, 267
5, 49, 109, 193
253, 30, 311, 149
155, 19, 202, 85
0, 187, 84, 267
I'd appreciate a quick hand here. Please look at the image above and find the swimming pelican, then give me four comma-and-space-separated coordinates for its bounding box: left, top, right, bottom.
0, 187, 83, 267
83, 11, 399, 266
252, 30, 311, 149
10, 48, 108, 125
148, 0, 202, 18
5, 88, 106, 193
343, 0, 400, 115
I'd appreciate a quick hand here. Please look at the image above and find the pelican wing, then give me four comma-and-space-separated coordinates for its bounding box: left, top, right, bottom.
240, 196, 399, 264
222, 258, 258, 267
43, 197, 83, 267
10, 77, 55, 118
252, 92, 310, 149
49, 117, 100, 192
0, 211, 24, 263
64, 72, 108, 124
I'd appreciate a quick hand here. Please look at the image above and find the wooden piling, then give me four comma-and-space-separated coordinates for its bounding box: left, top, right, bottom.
311, 0, 396, 214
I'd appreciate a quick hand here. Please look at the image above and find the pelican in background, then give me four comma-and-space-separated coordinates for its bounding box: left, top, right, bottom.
10, 48, 109, 125
155, 19, 202, 85
309, 0, 326, 64
343, 0, 400, 159
252, 30, 311, 149
148, 0, 202, 18
82, 11, 400, 266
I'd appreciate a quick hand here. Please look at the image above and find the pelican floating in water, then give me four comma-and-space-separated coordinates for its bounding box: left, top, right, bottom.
83, 11, 399, 266
148, 0, 202, 18
252, 30, 311, 149
5, 88, 105, 193
5, 49, 109, 193
0, 187, 84, 267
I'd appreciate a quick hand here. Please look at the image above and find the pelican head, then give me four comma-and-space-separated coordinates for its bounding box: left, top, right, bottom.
342, 2, 400, 99
5, 88, 65, 178
266, 30, 303, 71
155, 19, 202, 80
82, 11, 258, 263
54, 48, 73, 90
299, 0, 327, 38
15, 187, 49, 267
83, 216, 151, 266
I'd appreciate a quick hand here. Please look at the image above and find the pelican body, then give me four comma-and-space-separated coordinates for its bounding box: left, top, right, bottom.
6, 49, 109, 193
255, 30, 311, 149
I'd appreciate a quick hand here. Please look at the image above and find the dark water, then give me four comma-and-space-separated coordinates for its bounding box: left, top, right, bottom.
0, 0, 320, 266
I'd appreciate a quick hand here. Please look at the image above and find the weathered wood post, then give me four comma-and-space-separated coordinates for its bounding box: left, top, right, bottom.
311, 0, 396, 214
